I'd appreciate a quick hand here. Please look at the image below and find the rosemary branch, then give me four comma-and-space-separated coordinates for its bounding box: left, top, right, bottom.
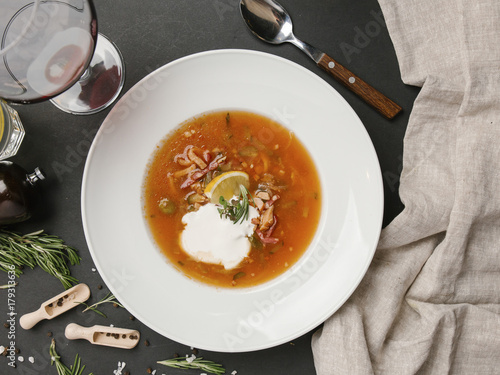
0, 283, 16, 289
0, 230, 81, 289
79, 292, 123, 317
50, 339, 93, 375
218, 184, 252, 224
157, 356, 225, 375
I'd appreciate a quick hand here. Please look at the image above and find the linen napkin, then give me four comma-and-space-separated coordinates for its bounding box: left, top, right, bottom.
312, 0, 500, 373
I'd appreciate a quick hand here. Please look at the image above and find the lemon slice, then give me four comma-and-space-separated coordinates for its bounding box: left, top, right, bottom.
204, 171, 250, 203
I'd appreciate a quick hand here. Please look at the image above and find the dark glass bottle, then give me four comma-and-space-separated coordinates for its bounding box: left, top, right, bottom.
0, 161, 45, 225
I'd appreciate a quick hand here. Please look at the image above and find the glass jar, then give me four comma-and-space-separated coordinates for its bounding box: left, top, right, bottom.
0, 100, 25, 160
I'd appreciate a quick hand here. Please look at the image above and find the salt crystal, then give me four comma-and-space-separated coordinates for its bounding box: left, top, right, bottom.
91, 268, 96, 272
29, 356, 35, 363
231, 371, 238, 375
113, 360, 126, 375
18, 355, 24, 362
185, 354, 196, 363
0, 346, 4, 352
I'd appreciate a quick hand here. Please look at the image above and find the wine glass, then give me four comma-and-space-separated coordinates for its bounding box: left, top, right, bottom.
0, 0, 125, 115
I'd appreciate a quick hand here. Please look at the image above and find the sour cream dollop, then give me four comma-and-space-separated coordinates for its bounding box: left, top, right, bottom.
180, 203, 259, 269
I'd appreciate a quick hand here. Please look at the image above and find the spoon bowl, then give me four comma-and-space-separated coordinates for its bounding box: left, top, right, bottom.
240, 0, 292, 44
240, 0, 402, 119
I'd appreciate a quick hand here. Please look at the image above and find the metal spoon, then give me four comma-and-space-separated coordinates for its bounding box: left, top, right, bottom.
240, 0, 402, 119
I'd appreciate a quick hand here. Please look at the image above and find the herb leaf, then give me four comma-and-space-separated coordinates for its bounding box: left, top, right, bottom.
158, 356, 225, 375
78, 292, 123, 317
0, 230, 81, 289
50, 339, 93, 375
217, 184, 252, 224
0, 283, 16, 289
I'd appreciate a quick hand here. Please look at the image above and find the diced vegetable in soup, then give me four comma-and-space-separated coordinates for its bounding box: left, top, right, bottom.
143, 110, 321, 288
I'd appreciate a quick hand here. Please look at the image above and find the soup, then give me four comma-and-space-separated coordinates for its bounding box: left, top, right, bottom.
143, 110, 321, 288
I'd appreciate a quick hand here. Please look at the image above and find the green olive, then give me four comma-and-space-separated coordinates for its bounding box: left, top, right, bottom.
158, 198, 176, 215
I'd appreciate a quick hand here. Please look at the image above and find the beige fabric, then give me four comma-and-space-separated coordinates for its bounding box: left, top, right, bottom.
312, 0, 500, 373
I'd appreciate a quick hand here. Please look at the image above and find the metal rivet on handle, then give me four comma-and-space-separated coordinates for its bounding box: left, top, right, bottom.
328, 61, 335, 68
349, 77, 356, 84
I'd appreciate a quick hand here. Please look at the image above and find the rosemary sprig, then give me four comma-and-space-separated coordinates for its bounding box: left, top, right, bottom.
218, 184, 252, 224
0, 283, 16, 289
50, 339, 93, 375
79, 292, 123, 317
157, 356, 225, 375
0, 230, 81, 289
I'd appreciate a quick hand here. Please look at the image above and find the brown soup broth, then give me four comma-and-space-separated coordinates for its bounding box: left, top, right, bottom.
143, 110, 321, 288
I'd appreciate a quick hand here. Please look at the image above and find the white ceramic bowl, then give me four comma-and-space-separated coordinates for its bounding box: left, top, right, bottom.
81, 49, 383, 352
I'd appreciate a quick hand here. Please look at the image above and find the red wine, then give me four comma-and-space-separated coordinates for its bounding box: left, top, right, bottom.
0, 1, 97, 103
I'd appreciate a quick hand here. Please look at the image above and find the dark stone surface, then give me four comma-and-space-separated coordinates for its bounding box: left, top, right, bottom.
0, 0, 419, 373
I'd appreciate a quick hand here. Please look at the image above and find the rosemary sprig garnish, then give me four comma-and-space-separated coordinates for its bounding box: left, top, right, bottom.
50, 339, 93, 375
0, 283, 16, 289
157, 356, 225, 375
79, 292, 123, 317
0, 230, 81, 289
218, 184, 252, 224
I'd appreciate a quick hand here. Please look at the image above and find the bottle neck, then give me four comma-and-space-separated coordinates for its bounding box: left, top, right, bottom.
27, 167, 45, 185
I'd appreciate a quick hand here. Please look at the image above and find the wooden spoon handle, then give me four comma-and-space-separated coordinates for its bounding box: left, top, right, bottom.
65, 323, 94, 341
19, 308, 46, 330
317, 54, 402, 119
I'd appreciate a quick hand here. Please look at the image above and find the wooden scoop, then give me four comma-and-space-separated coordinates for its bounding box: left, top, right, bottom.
20, 283, 91, 330
65, 323, 140, 349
